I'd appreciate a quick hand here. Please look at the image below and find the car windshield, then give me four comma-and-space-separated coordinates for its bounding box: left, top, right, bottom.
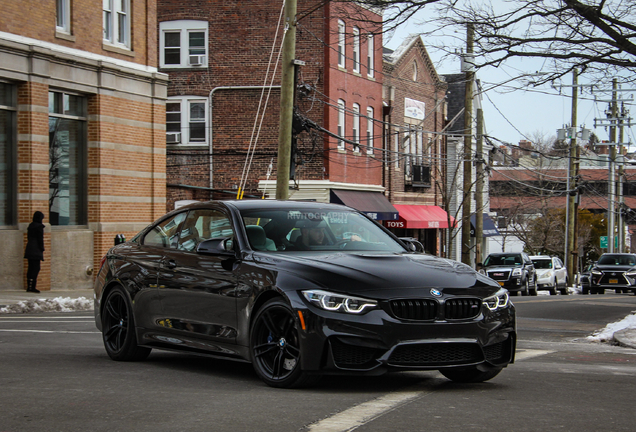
531, 259, 552, 269
240, 208, 406, 253
598, 255, 636, 266
483, 254, 522, 266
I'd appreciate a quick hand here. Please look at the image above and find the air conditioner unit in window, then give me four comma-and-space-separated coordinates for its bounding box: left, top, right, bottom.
166, 132, 181, 144
189, 55, 206, 66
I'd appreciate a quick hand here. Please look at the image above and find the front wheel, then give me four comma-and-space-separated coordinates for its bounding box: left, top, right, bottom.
559, 279, 568, 295
101, 286, 151, 361
521, 279, 530, 296
250, 298, 320, 388
440, 366, 503, 383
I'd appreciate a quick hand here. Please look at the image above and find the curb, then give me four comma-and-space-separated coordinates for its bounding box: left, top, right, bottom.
613, 328, 636, 349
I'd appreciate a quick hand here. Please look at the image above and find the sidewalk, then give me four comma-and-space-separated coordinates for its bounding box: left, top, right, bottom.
0, 289, 93, 309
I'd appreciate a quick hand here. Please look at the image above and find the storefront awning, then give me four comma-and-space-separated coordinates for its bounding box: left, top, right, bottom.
470, 213, 501, 237
330, 190, 399, 220
389, 204, 453, 229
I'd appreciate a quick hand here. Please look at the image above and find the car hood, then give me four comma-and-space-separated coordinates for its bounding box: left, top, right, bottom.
252, 252, 501, 299
534, 268, 553, 277
595, 264, 636, 272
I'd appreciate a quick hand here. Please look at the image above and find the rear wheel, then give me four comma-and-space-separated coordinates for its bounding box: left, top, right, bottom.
440, 366, 503, 383
101, 286, 151, 361
559, 279, 568, 295
250, 298, 320, 388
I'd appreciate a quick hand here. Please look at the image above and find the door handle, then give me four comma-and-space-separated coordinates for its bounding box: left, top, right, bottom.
162, 259, 177, 269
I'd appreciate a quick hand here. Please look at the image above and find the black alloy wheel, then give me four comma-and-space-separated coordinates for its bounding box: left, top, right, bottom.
102, 286, 151, 361
250, 298, 319, 388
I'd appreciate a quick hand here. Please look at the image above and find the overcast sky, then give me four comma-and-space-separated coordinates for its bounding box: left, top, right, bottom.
383, 13, 635, 150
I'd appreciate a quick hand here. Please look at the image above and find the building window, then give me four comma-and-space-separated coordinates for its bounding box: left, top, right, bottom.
0, 83, 16, 227
338, 20, 346, 68
166, 96, 208, 145
56, 0, 71, 33
48, 91, 87, 226
412, 61, 418, 81
352, 103, 360, 152
160, 21, 209, 68
366, 106, 374, 154
103, 0, 130, 48
352, 27, 360, 73
337, 99, 345, 150
367, 33, 374, 77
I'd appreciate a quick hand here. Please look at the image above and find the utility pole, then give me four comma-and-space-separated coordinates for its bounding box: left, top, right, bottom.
461, 23, 474, 266
608, 79, 618, 252
566, 69, 578, 284
275, 0, 297, 200
475, 108, 484, 265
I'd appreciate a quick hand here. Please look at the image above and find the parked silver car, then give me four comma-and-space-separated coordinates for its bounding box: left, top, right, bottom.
530, 256, 568, 295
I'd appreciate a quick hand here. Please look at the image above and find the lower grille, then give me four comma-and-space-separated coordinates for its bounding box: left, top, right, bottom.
330, 339, 380, 368
445, 298, 481, 320
389, 299, 438, 321
388, 343, 483, 366
483, 337, 513, 364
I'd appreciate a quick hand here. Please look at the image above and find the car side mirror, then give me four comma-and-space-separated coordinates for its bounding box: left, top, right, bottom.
197, 238, 235, 256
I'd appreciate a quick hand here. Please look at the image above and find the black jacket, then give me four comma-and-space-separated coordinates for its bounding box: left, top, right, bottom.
24, 211, 45, 261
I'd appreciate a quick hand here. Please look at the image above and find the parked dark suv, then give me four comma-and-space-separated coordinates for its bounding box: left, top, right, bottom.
589, 253, 636, 294
479, 252, 537, 296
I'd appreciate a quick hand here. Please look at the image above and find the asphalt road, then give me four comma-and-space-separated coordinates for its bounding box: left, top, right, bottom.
1, 295, 635, 432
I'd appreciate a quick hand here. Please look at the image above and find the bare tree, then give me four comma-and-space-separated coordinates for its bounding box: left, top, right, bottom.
340, 1, 635, 84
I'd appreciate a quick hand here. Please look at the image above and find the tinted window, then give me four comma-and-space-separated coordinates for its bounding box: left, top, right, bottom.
143, 212, 187, 248
177, 209, 233, 252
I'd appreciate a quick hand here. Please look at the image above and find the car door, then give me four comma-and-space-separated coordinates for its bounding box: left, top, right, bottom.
156, 207, 240, 349
131, 211, 188, 331
553, 257, 566, 286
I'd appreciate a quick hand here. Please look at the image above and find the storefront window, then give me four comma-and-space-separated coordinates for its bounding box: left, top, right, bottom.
0, 83, 16, 227
48, 91, 87, 226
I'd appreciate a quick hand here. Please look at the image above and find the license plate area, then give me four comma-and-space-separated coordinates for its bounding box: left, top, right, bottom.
498, 281, 504, 286
609, 279, 619, 284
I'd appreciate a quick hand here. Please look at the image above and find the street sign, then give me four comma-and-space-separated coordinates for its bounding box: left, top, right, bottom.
600, 236, 608, 248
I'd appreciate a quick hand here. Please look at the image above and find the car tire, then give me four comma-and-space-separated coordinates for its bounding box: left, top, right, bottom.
101, 286, 151, 362
549, 279, 557, 295
582, 286, 589, 294
250, 298, 320, 388
559, 279, 568, 295
522, 279, 530, 296
440, 366, 503, 383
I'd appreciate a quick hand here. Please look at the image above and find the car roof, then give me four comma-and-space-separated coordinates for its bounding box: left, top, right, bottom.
529, 255, 552, 259
179, 199, 353, 212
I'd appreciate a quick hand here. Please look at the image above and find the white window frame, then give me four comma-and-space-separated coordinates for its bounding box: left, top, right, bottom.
166, 96, 209, 146
352, 27, 360, 73
367, 33, 374, 77
366, 106, 374, 155
159, 20, 209, 69
338, 20, 346, 69
103, 0, 130, 49
56, 0, 71, 34
352, 103, 360, 152
337, 99, 345, 150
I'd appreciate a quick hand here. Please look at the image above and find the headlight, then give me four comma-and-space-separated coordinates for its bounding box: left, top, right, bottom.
302, 289, 377, 314
591, 269, 603, 276
512, 268, 522, 276
625, 269, 636, 277
483, 289, 510, 311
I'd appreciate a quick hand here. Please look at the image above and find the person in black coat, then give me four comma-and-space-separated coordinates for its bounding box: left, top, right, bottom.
24, 211, 45, 293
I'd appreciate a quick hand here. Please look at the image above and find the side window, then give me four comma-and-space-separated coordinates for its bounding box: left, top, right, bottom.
159, 20, 209, 69
143, 212, 187, 248
177, 209, 234, 252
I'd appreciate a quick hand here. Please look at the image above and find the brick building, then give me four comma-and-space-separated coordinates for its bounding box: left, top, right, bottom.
382, 35, 449, 255
159, 1, 399, 222
0, 1, 168, 291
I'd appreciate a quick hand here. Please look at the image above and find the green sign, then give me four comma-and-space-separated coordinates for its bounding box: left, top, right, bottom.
600, 236, 618, 249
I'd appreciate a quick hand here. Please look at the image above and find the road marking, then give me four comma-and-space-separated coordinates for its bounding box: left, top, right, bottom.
306, 389, 428, 432
515, 349, 555, 361
0, 329, 99, 334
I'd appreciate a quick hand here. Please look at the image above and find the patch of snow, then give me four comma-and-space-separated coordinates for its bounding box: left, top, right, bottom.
0, 297, 93, 314
587, 313, 636, 343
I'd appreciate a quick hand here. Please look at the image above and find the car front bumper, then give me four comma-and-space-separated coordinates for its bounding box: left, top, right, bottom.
295, 298, 516, 374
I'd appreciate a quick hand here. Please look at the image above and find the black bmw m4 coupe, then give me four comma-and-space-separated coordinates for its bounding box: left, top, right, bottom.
94, 200, 515, 388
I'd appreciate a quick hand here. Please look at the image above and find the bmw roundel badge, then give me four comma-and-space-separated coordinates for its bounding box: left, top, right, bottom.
430, 288, 442, 297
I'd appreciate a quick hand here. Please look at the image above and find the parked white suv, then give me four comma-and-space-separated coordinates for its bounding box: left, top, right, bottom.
530, 256, 568, 295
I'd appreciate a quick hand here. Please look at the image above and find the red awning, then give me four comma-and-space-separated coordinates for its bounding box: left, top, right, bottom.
390, 204, 453, 229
